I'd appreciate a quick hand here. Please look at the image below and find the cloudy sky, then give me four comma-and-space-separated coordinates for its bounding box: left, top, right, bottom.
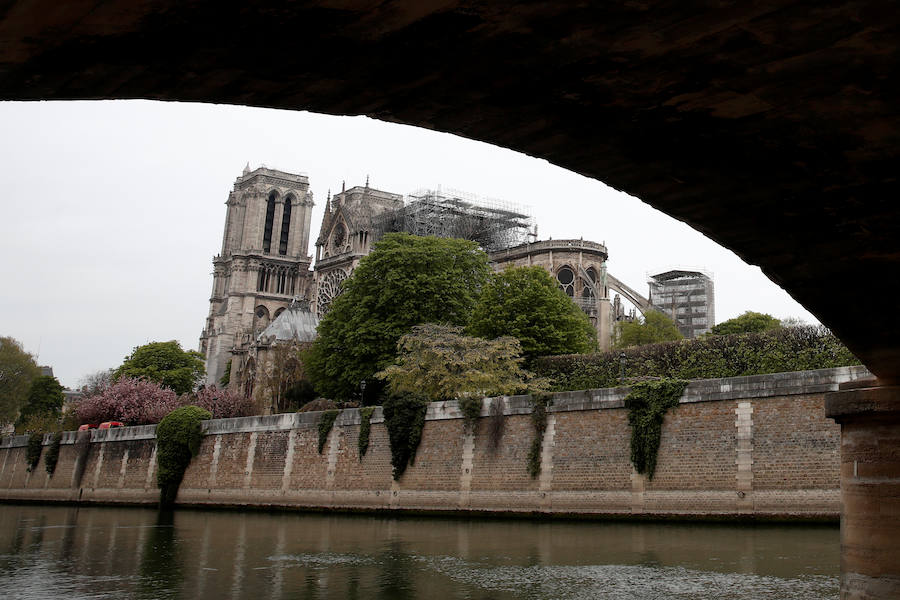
0, 100, 817, 388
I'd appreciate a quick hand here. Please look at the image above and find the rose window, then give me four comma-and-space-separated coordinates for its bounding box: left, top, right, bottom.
317, 269, 348, 317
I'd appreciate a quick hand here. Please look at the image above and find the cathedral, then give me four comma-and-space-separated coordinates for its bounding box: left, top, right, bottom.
200, 165, 713, 396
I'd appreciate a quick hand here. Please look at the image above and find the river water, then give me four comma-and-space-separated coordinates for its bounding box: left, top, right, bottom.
0, 504, 838, 599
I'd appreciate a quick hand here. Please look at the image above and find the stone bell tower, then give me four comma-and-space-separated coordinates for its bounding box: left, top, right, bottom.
199, 165, 315, 386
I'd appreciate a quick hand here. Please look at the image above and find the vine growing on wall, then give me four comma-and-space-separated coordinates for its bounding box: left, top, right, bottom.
487, 397, 505, 450
357, 406, 375, 460
25, 433, 43, 472
527, 395, 552, 478
318, 409, 340, 454
382, 394, 428, 480
458, 397, 482, 434
71, 430, 92, 487
44, 431, 63, 475
156, 405, 211, 508
624, 378, 688, 479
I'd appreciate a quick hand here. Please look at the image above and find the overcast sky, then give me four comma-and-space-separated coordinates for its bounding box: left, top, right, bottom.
0, 100, 817, 388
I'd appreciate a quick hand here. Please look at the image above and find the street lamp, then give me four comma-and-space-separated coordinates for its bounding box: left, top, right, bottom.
360, 379, 367, 405
619, 352, 626, 384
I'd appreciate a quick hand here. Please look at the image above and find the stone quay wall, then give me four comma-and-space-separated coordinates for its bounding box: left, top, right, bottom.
0, 366, 869, 520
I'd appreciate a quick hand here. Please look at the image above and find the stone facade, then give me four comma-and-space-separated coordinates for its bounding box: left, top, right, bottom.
199, 166, 315, 385
0, 366, 868, 518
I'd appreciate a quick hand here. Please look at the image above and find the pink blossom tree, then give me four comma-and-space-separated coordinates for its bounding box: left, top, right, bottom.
189, 386, 254, 419
75, 377, 181, 425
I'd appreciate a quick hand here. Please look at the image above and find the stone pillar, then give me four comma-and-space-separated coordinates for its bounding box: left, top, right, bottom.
597, 297, 611, 351
825, 380, 900, 599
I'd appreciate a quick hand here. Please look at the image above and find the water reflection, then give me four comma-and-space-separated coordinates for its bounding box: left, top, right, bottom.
0, 505, 839, 600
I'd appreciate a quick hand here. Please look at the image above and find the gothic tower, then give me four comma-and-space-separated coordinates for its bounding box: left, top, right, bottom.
199, 166, 315, 385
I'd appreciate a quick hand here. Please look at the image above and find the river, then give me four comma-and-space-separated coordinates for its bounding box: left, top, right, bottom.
0, 504, 838, 599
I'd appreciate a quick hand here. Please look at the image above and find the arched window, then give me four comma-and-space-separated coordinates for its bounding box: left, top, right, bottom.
262, 192, 277, 253
582, 267, 597, 299
254, 305, 270, 332
557, 266, 575, 297
279, 197, 292, 255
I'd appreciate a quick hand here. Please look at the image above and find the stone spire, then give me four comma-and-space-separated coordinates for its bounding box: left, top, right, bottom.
242, 162, 250, 176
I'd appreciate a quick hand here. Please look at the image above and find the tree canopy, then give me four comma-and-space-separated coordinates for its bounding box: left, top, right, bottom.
304, 233, 492, 400
615, 310, 683, 348
15, 375, 64, 431
114, 340, 205, 395
0, 336, 40, 424
711, 311, 781, 336
467, 266, 597, 360
377, 324, 544, 402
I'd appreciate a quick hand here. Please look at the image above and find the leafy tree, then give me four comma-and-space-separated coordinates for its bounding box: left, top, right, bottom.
615, 310, 683, 348
305, 233, 492, 400
468, 266, 597, 360
79, 368, 114, 396
711, 311, 781, 336
377, 324, 546, 403
114, 340, 205, 395
0, 336, 40, 424
75, 377, 180, 425
257, 342, 311, 414
15, 375, 64, 430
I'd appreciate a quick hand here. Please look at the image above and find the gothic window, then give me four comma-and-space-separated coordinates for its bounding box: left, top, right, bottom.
262, 192, 277, 253
316, 269, 348, 318
332, 222, 346, 250
279, 197, 292, 255
254, 305, 270, 332
274, 307, 285, 319
557, 266, 575, 297
582, 267, 597, 299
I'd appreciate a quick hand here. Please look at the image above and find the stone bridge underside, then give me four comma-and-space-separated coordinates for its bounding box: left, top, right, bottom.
1, 2, 899, 597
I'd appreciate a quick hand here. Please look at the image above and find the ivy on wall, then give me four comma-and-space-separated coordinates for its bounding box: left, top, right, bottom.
458, 397, 482, 434
318, 410, 340, 454
487, 397, 505, 450
527, 395, 552, 478
156, 405, 211, 508
382, 394, 428, 480
357, 406, 375, 460
44, 431, 63, 475
25, 433, 43, 472
624, 379, 688, 479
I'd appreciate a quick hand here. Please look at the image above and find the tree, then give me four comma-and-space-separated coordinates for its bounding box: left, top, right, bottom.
189, 386, 253, 419
114, 340, 205, 395
75, 377, 180, 425
257, 342, 311, 413
615, 310, 683, 348
0, 336, 40, 424
711, 311, 781, 336
79, 368, 114, 396
15, 375, 65, 430
304, 233, 492, 400
377, 324, 545, 402
467, 266, 597, 360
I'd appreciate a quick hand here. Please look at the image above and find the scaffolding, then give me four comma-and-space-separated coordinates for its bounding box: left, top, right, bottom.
371, 186, 534, 252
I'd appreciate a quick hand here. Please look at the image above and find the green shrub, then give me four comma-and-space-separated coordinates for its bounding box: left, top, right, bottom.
458, 396, 482, 433
318, 409, 340, 454
382, 394, 429, 480
527, 395, 552, 478
44, 431, 63, 475
532, 325, 860, 392
358, 406, 376, 460
156, 405, 211, 508
25, 433, 43, 472
624, 379, 688, 479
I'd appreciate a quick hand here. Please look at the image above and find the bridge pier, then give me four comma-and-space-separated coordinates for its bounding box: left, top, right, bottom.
826, 380, 900, 599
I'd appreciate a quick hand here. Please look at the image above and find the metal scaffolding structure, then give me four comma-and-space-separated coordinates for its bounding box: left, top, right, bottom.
371, 186, 534, 252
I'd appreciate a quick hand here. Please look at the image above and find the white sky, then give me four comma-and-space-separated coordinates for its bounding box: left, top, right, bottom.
0, 100, 817, 388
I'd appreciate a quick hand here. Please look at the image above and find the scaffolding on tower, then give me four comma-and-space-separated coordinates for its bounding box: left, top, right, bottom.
370, 186, 534, 253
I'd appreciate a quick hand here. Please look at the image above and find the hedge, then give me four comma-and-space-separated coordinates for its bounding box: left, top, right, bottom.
532, 325, 860, 392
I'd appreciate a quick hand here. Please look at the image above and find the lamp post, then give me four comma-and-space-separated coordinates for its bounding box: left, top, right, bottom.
360, 379, 367, 405
619, 352, 626, 384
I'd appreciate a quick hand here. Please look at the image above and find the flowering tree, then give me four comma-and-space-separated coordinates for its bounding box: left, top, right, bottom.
189, 386, 254, 419
75, 377, 180, 425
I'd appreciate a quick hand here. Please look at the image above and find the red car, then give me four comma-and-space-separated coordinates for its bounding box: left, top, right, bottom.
77, 424, 97, 431
98, 421, 124, 429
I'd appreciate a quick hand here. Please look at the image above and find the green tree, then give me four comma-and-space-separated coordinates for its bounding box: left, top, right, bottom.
304, 233, 492, 400
114, 340, 205, 395
377, 324, 545, 402
0, 336, 40, 424
15, 375, 64, 431
468, 266, 597, 360
615, 310, 683, 348
711, 311, 781, 336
